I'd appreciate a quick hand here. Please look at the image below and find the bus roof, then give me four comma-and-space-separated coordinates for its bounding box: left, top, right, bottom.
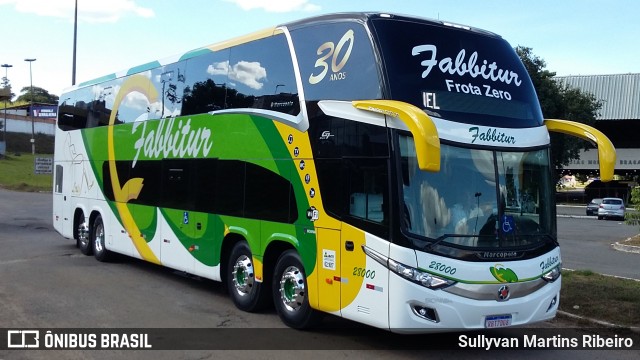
67, 12, 500, 93
282, 12, 500, 38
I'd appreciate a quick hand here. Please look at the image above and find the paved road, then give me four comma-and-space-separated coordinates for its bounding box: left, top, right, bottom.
0, 189, 637, 359
556, 205, 639, 279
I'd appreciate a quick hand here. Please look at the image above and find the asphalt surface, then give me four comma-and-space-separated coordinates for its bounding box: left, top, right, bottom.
0, 189, 638, 359
556, 205, 640, 279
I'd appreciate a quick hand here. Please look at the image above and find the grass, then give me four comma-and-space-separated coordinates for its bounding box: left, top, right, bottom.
0, 153, 53, 192
625, 234, 640, 246
560, 270, 640, 327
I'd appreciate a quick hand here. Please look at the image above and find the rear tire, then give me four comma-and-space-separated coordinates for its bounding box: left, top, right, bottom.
226, 241, 270, 312
272, 250, 322, 329
92, 215, 113, 262
77, 218, 92, 256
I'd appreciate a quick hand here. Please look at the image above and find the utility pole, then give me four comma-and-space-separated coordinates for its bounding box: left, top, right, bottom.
1, 64, 12, 154
25, 58, 36, 155
72, 0, 78, 85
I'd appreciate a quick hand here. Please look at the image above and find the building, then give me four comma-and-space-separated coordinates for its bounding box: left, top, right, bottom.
555, 73, 640, 180
0, 102, 57, 136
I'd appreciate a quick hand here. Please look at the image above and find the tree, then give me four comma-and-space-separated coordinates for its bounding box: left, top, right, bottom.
16, 86, 59, 104
515, 46, 603, 171
625, 187, 640, 228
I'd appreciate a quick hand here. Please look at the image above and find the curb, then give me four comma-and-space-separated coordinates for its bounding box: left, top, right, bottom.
557, 311, 640, 333
556, 214, 596, 219
557, 310, 626, 328
612, 241, 640, 254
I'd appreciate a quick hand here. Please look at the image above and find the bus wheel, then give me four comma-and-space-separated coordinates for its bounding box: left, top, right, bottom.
272, 250, 322, 329
92, 215, 112, 262
227, 241, 269, 312
77, 220, 92, 256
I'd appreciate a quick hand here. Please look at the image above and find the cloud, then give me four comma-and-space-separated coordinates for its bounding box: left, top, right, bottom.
208, 60, 267, 90
1, 0, 154, 23
207, 61, 230, 77
224, 0, 321, 13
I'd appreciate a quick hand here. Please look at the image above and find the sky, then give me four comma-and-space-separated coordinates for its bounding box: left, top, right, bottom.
1, 0, 639, 99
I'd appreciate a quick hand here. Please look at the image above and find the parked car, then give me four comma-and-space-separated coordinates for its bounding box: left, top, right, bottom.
586, 198, 603, 216
597, 197, 626, 220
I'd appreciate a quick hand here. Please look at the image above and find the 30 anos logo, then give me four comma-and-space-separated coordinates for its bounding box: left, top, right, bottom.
308, 29, 354, 84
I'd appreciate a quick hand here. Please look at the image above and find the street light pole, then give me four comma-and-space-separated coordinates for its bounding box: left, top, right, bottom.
25, 58, 36, 155
72, 0, 78, 85
1, 64, 12, 151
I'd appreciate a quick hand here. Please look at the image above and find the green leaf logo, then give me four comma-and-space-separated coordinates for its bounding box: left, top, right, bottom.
490, 264, 518, 283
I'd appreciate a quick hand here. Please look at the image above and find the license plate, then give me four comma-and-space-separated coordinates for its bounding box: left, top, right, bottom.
485, 314, 512, 328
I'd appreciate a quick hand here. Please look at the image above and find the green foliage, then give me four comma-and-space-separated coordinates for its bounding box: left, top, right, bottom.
625, 187, 640, 227
16, 86, 59, 104
515, 46, 603, 171
2, 132, 55, 154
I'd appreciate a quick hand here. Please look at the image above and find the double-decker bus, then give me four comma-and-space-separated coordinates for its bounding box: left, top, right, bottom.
53, 12, 615, 332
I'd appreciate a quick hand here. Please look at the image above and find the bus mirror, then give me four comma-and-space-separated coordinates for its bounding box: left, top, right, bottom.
352, 100, 440, 172
544, 119, 616, 182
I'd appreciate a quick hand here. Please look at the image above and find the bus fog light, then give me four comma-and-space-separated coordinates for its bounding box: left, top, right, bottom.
547, 295, 558, 312
412, 304, 439, 322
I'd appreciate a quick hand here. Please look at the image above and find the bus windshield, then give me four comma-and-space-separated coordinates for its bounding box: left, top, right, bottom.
399, 135, 554, 249
372, 17, 544, 128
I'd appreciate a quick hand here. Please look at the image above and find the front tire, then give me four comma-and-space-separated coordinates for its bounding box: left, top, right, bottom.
92, 215, 113, 262
226, 241, 270, 312
272, 250, 322, 329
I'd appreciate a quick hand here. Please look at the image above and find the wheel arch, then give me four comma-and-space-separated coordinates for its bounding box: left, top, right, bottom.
89, 209, 102, 229
262, 240, 296, 288
220, 232, 248, 288
72, 207, 86, 240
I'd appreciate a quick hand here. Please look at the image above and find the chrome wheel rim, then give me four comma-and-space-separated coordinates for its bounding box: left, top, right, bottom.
232, 255, 254, 296
279, 265, 305, 312
94, 222, 104, 253
78, 222, 89, 248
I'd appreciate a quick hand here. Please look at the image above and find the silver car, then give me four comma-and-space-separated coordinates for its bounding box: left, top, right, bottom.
597, 197, 625, 220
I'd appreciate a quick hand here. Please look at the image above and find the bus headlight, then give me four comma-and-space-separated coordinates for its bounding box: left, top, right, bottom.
542, 265, 561, 282
388, 259, 454, 289
362, 245, 455, 290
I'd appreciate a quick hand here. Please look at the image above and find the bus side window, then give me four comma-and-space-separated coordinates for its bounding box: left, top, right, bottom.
55, 165, 63, 193
118, 78, 152, 124
58, 94, 77, 131
345, 158, 389, 232
245, 161, 297, 223
182, 49, 230, 115
150, 61, 187, 120
226, 34, 300, 115
215, 160, 246, 218
161, 159, 194, 210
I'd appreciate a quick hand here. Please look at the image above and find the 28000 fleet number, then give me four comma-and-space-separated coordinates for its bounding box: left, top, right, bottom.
352, 267, 376, 279
429, 261, 457, 275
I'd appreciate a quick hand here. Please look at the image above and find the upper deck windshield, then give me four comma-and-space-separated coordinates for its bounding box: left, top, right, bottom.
400, 135, 555, 249
371, 17, 544, 128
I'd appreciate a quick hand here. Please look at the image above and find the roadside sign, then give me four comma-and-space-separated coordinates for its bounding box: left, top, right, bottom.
34, 157, 53, 174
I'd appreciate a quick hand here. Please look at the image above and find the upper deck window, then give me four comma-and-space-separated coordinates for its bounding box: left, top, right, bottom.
291, 21, 382, 101
371, 18, 543, 128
